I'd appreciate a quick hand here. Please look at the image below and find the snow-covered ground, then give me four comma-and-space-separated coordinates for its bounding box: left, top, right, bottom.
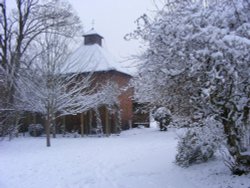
0, 127, 249, 188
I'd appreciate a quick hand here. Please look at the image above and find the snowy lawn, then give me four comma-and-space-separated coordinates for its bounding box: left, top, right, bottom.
0, 127, 249, 188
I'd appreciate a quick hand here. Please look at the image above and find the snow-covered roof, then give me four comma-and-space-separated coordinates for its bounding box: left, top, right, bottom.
62, 44, 132, 76
83, 28, 103, 38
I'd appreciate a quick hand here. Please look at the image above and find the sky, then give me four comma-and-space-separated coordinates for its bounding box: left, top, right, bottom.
6, 0, 163, 65
69, 0, 161, 62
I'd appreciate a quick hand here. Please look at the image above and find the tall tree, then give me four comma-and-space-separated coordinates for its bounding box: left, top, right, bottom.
0, 0, 81, 137
15, 31, 119, 146
131, 0, 250, 174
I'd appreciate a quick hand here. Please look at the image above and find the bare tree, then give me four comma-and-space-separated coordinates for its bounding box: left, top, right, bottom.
0, 0, 82, 137
15, 29, 119, 146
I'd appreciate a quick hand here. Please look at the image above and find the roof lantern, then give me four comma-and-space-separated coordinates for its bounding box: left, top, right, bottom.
83, 28, 103, 46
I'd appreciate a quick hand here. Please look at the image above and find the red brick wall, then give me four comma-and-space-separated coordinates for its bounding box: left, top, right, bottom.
91, 71, 133, 130
19, 70, 134, 133
64, 70, 133, 131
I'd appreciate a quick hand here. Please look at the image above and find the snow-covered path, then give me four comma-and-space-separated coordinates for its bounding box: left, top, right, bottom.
0, 128, 249, 188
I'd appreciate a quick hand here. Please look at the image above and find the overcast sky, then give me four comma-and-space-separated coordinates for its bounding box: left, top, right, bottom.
6, 0, 162, 63
70, 0, 161, 62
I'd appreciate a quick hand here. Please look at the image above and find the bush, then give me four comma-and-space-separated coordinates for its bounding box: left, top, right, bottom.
28, 124, 44, 137
176, 117, 224, 167
153, 107, 172, 131
170, 117, 192, 128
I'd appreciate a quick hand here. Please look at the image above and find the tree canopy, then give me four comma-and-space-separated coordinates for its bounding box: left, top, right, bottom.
131, 0, 250, 174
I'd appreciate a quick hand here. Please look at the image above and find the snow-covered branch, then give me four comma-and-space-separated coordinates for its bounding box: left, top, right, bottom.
132, 0, 250, 174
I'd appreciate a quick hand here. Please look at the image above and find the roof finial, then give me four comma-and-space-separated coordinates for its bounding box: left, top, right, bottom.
91, 19, 95, 30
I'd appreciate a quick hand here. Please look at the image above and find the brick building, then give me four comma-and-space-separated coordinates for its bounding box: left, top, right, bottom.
60, 29, 134, 135
20, 29, 149, 135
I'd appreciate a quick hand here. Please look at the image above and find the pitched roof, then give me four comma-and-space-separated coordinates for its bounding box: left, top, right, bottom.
83, 28, 103, 38
62, 44, 132, 76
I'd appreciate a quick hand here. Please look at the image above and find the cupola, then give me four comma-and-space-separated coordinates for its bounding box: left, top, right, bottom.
83, 28, 103, 46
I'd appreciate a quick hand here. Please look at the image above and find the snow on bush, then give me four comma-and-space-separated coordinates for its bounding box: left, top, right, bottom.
28, 124, 44, 137
176, 117, 225, 167
170, 117, 192, 128
152, 107, 172, 131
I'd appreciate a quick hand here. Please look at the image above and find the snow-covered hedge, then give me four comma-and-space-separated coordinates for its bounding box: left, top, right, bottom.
170, 117, 192, 128
176, 117, 224, 167
28, 124, 44, 137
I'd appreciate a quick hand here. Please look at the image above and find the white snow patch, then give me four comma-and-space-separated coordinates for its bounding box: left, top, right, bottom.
84, 28, 103, 37
0, 127, 249, 188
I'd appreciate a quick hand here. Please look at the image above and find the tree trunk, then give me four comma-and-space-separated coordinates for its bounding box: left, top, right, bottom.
80, 113, 84, 137
62, 116, 66, 136
89, 110, 93, 134
105, 107, 110, 136
45, 114, 51, 147
222, 108, 250, 175
52, 115, 56, 138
